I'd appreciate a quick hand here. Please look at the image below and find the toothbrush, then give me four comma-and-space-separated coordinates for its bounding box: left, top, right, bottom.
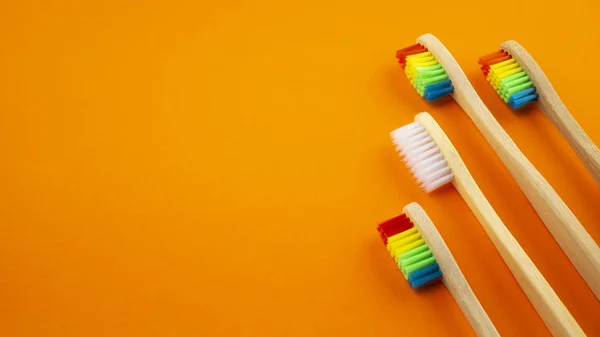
479, 41, 600, 186
396, 33, 600, 302
391, 112, 584, 336
378, 202, 500, 337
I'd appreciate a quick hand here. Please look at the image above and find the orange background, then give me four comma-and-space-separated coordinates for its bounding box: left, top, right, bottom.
1, 0, 600, 336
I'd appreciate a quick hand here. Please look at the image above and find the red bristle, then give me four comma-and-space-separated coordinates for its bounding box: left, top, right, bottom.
395, 44, 428, 69
397, 45, 428, 68
381, 217, 413, 245
376, 214, 408, 234
377, 214, 414, 245
479, 50, 511, 76
395, 44, 422, 59
482, 55, 511, 75
478, 50, 507, 64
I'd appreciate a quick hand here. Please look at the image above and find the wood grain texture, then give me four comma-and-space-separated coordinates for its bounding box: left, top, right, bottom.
417, 33, 600, 302
414, 112, 585, 337
500, 40, 600, 187
403, 202, 500, 337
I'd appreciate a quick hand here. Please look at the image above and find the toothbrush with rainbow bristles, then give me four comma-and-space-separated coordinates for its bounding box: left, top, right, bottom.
377, 202, 499, 337
479, 41, 600, 186
390, 111, 584, 336
395, 33, 600, 303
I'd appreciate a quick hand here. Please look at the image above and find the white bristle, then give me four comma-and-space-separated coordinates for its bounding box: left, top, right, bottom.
391, 121, 454, 193
404, 147, 440, 168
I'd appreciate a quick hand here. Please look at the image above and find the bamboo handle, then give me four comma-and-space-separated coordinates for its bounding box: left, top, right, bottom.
500, 41, 600, 187
416, 112, 585, 337
418, 33, 600, 301
403, 202, 500, 337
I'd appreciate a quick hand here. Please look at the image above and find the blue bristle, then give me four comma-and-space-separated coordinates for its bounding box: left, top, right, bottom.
425, 86, 454, 102
423, 80, 454, 102
508, 87, 538, 109
409, 270, 443, 289
511, 87, 537, 99
407, 263, 440, 282
510, 95, 538, 109
424, 79, 452, 92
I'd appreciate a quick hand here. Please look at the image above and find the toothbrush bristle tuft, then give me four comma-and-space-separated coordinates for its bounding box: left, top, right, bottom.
377, 213, 412, 245
396, 44, 454, 102
390, 122, 454, 193
396, 44, 428, 69
479, 50, 539, 109
377, 213, 443, 289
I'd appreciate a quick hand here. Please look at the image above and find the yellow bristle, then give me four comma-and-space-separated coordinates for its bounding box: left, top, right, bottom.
490, 63, 519, 83
491, 67, 523, 88
406, 59, 437, 80
489, 58, 515, 70
387, 231, 422, 258
392, 238, 426, 261
387, 227, 417, 244
405, 51, 432, 60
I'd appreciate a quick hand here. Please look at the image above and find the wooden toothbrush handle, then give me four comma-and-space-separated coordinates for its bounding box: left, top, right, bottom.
452, 170, 585, 337
460, 90, 600, 302
404, 203, 500, 337
418, 33, 600, 302
416, 111, 585, 336
542, 103, 600, 186
461, 90, 600, 301
501, 40, 600, 187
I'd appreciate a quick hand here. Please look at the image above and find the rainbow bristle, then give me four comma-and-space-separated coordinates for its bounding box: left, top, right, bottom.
396, 44, 454, 102
479, 50, 539, 109
377, 214, 443, 289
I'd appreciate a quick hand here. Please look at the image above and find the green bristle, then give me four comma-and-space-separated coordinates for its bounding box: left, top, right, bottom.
398, 244, 436, 279
409, 60, 450, 97
415, 73, 449, 93
397, 243, 429, 262
503, 80, 534, 101
416, 64, 443, 72
498, 72, 532, 101
499, 71, 527, 86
